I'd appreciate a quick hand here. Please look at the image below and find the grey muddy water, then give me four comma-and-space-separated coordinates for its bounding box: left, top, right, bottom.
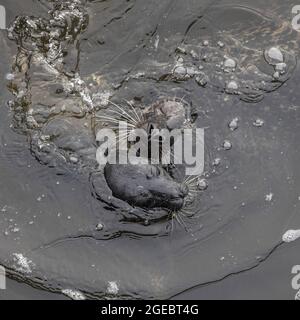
0, 0, 300, 299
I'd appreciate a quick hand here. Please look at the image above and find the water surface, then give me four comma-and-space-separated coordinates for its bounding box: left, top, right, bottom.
0, 0, 299, 299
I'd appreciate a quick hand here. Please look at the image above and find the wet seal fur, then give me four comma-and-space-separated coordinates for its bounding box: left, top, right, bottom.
94, 98, 198, 214
104, 163, 188, 211
7, 1, 198, 217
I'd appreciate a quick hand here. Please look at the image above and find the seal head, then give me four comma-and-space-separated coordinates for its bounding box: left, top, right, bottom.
104, 163, 188, 211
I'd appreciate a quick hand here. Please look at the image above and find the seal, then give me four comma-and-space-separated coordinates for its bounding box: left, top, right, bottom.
97, 97, 195, 135
7, 0, 199, 215
104, 163, 189, 211
94, 98, 197, 211
142, 98, 192, 131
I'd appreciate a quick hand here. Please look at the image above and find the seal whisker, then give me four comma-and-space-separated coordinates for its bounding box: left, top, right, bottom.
123, 99, 142, 123
116, 135, 131, 145
180, 206, 195, 215
107, 126, 130, 131
184, 175, 200, 184
177, 212, 196, 238
105, 109, 137, 126
116, 136, 130, 145
176, 213, 190, 233
105, 111, 134, 124
184, 190, 198, 205
185, 182, 198, 189
175, 214, 185, 231
183, 177, 203, 191
179, 94, 187, 104
95, 115, 122, 123
108, 100, 139, 126
116, 131, 131, 137
97, 113, 136, 127
185, 185, 198, 193
104, 131, 131, 151
161, 148, 181, 165
187, 188, 198, 196
170, 212, 175, 234
95, 116, 120, 123
188, 191, 198, 199
183, 175, 195, 184
180, 210, 192, 217
96, 117, 136, 129
184, 175, 193, 182
117, 136, 128, 143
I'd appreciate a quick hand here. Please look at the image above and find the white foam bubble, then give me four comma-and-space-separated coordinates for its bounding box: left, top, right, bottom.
5, 73, 15, 81
224, 58, 236, 69
96, 223, 104, 231
213, 158, 221, 166
228, 117, 239, 131
273, 71, 280, 80
226, 81, 238, 91
265, 193, 274, 202
62, 289, 86, 300
107, 281, 119, 295
12, 253, 35, 274
275, 62, 287, 72
253, 119, 264, 127
197, 179, 208, 191
154, 35, 160, 50
282, 229, 300, 243
223, 140, 232, 150
265, 47, 284, 64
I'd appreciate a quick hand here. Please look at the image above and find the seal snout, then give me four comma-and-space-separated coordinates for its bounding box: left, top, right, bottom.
179, 184, 189, 199
168, 184, 189, 211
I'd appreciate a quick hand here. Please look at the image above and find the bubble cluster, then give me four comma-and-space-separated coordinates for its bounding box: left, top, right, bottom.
62, 289, 86, 300
107, 281, 119, 295
225, 58, 236, 68
226, 81, 239, 92
223, 140, 232, 150
197, 179, 208, 191
253, 119, 265, 127
228, 118, 239, 131
162, 33, 296, 104
12, 253, 34, 274
264, 47, 284, 65
282, 229, 300, 243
